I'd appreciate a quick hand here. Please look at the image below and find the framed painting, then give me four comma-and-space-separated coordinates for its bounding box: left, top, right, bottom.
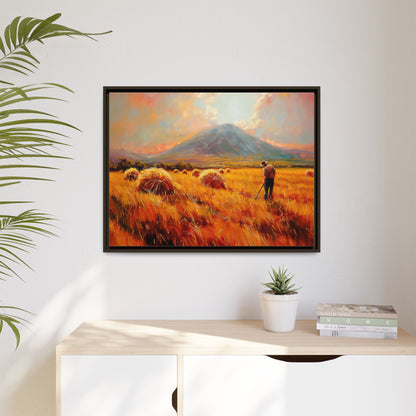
104, 87, 320, 251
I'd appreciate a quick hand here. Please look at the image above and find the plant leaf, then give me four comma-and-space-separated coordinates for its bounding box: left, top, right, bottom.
0, 13, 111, 349
4, 25, 11, 52
9, 16, 21, 48
0, 36, 5, 54
29, 13, 62, 40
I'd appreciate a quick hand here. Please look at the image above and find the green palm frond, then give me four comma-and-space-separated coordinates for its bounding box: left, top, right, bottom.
0, 305, 33, 348
0, 13, 111, 82
0, 210, 55, 280
0, 84, 79, 186
0, 14, 111, 348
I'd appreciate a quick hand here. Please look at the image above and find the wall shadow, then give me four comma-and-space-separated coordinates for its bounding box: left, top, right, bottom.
0, 262, 106, 416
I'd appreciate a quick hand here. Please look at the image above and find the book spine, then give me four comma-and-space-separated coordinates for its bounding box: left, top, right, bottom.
316, 323, 398, 333
317, 311, 397, 319
319, 330, 398, 339
318, 316, 398, 327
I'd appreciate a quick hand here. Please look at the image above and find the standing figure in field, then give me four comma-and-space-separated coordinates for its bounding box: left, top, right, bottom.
261, 160, 276, 201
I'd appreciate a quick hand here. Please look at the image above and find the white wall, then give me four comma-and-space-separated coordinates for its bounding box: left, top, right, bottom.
0, 0, 415, 415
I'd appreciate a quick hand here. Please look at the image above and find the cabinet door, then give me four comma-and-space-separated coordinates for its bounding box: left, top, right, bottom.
184, 355, 286, 416
284, 355, 416, 416
183, 355, 416, 416
61, 355, 177, 416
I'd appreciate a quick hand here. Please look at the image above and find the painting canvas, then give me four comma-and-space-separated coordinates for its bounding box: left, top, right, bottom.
104, 87, 320, 251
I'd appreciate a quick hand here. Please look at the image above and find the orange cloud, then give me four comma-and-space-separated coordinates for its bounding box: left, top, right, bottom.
235, 117, 264, 135
127, 93, 159, 109
238, 92, 315, 146
109, 93, 215, 154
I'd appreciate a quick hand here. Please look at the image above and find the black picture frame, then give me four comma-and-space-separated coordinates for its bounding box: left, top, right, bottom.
104, 86, 320, 252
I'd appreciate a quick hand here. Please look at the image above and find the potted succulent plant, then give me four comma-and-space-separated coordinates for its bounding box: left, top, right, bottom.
261, 265, 300, 332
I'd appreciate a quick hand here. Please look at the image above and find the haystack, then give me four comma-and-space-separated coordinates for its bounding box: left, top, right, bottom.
173, 169, 179, 174
191, 169, 200, 177
225, 168, 231, 173
124, 168, 139, 181
182, 170, 188, 175
137, 168, 174, 195
305, 169, 314, 178
218, 169, 225, 174
199, 169, 226, 189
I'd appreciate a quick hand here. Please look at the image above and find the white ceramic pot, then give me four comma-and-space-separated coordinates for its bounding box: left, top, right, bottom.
261, 291, 299, 332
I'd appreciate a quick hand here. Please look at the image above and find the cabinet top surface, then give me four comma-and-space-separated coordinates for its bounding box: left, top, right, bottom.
56, 320, 416, 356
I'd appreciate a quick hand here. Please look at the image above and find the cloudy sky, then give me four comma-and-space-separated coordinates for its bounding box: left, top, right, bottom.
109, 92, 315, 155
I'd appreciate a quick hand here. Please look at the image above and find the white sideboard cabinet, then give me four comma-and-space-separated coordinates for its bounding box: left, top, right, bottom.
56, 320, 416, 416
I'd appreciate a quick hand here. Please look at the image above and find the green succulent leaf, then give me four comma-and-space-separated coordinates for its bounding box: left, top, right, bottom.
262, 265, 301, 295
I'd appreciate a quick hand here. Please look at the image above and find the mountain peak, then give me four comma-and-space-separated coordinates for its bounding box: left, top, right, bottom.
156, 123, 277, 159
212, 123, 242, 131
111, 122, 313, 165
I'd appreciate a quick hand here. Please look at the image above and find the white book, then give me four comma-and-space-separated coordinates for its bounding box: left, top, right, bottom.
319, 330, 397, 339
316, 323, 398, 333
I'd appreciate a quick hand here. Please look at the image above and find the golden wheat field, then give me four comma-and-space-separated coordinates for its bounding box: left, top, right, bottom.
109, 167, 315, 247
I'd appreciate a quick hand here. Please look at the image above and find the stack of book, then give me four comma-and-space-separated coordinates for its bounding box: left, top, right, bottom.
317, 303, 398, 339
